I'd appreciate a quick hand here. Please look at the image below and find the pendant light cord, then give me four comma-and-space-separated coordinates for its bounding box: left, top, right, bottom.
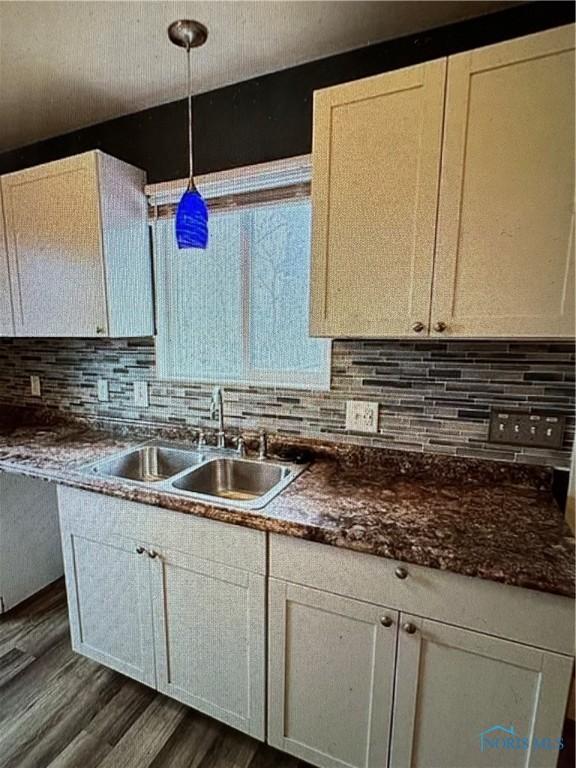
187, 44, 194, 190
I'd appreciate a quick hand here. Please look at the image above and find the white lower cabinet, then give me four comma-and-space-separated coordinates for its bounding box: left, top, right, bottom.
150, 548, 265, 739
390, 615, 572, 768
58, 490, 573, 768
57, 487, 266, 740
268, 586, 573, 768
61, 530, 156, 687
0, 474, 63, 612
268, 580, 398, 768
268, 535, 575, 768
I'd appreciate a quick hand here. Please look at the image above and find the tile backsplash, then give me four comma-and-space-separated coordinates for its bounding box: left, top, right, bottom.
0, 338, 573, 467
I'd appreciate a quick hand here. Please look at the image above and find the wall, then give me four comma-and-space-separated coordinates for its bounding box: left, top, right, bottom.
0, 338, 573, 468
0, 3, 573, 182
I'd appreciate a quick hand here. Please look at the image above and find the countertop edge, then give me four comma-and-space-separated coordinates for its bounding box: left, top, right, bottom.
1, 457, 573, 600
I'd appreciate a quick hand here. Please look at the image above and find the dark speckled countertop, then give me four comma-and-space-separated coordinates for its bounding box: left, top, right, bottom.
0, 413, 573, 598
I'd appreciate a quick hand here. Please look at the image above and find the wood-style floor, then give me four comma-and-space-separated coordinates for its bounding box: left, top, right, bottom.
0, 580, 308, 768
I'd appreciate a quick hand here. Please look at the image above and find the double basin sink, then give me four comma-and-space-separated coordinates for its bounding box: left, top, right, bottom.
84, 442, 308, 510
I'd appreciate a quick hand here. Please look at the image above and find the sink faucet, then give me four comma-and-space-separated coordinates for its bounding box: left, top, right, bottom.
210, 387, 226, 448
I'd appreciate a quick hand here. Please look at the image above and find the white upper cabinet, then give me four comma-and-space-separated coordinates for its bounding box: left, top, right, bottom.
0, 185, 15, 336
432, 25, 575, 338
310, 25, 575, 339
1, 150, 154, 337
310, 60, 446, 337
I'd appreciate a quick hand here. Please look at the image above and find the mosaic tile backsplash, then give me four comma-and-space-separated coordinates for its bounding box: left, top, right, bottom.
0, 338, 573, 468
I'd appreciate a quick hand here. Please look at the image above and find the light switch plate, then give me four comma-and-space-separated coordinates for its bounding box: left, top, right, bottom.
97, 379, 109, 403
30, 376, 41, 397
345, 400, 379, 433
133, 381, 149, 408
489, 410, 565, 449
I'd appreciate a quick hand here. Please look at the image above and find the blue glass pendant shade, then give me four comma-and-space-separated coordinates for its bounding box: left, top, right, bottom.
175, 184, 208, 249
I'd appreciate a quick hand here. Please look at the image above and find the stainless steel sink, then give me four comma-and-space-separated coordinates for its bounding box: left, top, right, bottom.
89, 445, 205, 483
170, 458, 290, 502
83, 441, 308, 510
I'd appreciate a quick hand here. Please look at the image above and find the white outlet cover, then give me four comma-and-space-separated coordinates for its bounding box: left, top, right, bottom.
133, 381, 149, 408
345, 400, 379, 433
97, 379, 109, 402
30, 375, 41, 397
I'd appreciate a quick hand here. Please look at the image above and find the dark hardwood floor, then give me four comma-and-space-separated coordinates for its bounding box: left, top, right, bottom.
1, 581, 573, 768
0, 581, 306, 768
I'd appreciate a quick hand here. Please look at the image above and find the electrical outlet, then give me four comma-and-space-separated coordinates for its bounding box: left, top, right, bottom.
133, 381, 149, 408
97, 379, 109, 403
30, 376, 41, 397
489, 411, 565, 449
345, 400, 379, 433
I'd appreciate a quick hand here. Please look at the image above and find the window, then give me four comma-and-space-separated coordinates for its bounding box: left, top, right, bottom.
152, 165, 330, 389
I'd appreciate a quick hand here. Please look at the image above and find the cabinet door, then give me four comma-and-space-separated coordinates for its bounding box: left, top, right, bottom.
2, 153, 108, 336
310, 59, 446, 337
0, 185, 14, 335
431, 26, 575, 338
150, 547, 265, 740
268, 580, 398, 768
390, 615, 573, 768
60, 528, 156, 687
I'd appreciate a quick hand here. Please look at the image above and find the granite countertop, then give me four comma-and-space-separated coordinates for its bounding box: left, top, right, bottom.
0, 417, 573, 598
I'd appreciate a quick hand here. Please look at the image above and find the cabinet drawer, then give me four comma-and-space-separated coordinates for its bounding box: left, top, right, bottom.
269, 534, 574, 656
57, 486, 266, 574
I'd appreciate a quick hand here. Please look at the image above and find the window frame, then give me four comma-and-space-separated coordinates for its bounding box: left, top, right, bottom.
149, 157, 332, 391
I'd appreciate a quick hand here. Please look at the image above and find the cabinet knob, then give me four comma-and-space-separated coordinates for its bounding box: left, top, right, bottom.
147, 549, 158, 559
433, 321, 447, 333
380, 616, 393, 627
135, 546, 145, 555
96, 326, 105, 335
394, 566, 408, 580
412, 321, 425, 333
403, 622, 417, 635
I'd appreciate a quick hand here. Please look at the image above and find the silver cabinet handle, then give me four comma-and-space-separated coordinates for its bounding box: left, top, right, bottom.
412, 321, 425, 333
135, 546, 145, 555
403, 622, 417, 635
395, 566, 408, 580
147, 549, 158, 559
433, 321, 447, 333
380, 616, 393, 627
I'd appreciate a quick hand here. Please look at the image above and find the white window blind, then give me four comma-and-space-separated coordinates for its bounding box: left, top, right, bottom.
151, 162, 330, 389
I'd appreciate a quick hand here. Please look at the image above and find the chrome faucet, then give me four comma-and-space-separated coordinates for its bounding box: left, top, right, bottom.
210, 386, 226, 448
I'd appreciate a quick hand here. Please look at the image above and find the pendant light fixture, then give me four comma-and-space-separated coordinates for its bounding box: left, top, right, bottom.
168, 20, 209, 249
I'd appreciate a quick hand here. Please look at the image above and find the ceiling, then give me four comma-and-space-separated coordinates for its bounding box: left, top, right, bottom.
0, 0, 518, 152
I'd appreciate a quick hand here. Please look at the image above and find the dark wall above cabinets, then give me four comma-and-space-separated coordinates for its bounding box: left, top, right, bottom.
0, 1, 573, 182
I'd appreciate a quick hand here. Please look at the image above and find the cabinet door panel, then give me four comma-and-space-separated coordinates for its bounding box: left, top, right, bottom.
60, 529, 155, 687
390, 615, 573, 768
268, 580, 398, 768
2, 153, 108, 336
310, 59, 446, 337
0, 185, 14, 335
432, 26, 575, 338
150, 548, 265, 740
